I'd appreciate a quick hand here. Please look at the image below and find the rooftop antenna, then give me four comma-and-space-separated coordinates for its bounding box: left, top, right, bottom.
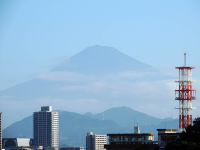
134, 122, 140, 134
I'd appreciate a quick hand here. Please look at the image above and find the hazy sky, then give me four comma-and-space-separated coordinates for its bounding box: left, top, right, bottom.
0, 0, 200, 90
1, 0, 200, 128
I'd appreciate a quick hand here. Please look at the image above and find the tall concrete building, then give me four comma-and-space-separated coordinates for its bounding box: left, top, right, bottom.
86, 132, 106, 150
34, 106, 59, 150
0, 112, 2, 150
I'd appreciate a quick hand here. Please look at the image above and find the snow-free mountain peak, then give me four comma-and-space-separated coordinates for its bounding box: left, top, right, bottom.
53, 45, 155, 74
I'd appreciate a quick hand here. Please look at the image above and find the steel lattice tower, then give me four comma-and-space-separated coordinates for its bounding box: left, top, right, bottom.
175, 53, 196, 131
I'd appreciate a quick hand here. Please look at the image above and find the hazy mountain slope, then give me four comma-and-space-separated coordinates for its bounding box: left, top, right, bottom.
3, 116, 33, 138
90, 106, 162, 127
84, 106, 179, 133
0, 45, 157, 99
59, 111, 121, 147
53, 45, 155, 74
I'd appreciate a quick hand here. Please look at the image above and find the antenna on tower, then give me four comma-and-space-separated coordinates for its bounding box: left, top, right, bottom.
184, 53, 186, 66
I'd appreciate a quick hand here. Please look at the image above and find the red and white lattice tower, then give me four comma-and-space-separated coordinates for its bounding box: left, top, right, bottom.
175, 53, 196, 131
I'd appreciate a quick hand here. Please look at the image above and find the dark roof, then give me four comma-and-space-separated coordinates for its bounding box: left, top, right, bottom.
107, 133, 155, 136
157, 129, 178, 131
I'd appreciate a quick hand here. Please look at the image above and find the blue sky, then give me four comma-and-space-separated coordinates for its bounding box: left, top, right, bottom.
0, 0, 200, 90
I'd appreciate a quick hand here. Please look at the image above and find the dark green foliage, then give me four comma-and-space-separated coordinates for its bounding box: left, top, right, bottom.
181, 118, 200, 144
166, 117, 200, 150
166, 141, 200, 150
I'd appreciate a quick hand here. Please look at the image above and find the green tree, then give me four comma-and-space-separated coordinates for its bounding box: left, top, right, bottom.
165, 117, 200, 150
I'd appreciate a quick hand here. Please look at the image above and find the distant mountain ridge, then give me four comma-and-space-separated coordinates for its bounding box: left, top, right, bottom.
85, 106, 162, 127
3, 107, 178, 147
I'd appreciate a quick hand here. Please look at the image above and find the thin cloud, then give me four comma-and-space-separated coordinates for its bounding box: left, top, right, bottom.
36, 71, 95, 82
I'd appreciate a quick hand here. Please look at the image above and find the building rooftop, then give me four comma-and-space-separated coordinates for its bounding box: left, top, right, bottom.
107, 133, 155, 136
157, 129, 178, 132
41, 106, 52, 112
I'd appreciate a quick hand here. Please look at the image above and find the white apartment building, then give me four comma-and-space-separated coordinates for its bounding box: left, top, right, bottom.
86, 132, 107, 150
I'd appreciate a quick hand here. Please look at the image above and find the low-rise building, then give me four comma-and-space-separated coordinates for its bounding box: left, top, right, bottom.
3, 138, 33, 150
104, 133, 156, 150
157, 129, 179, 149
104, 125, 158, 150
60, 147, 84, 150
86, 132, 107, 150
